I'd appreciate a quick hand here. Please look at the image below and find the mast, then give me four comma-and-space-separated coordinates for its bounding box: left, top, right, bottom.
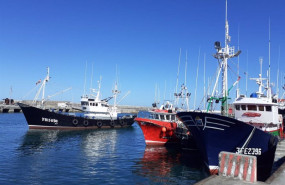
42, 67, 49, 104
203, 53, 206, 109
83, 61, 87, 96
236, 25, 240, 99
223, 0, 229, 116
246, 51, 248, 96
277, 46, 280, 98
95, 76, 102, 102
267, 18, 272, 99
250, 58, 267, 98
194, 48, 200, 109
113, 66, 120, 108
90, 63, 94, 95
212, 0, 241, 116
175, 48, 182, 106
184, 50, 190, 111
33, 67, 50, 106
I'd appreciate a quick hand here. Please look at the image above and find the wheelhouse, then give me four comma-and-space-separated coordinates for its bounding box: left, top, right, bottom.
149, 112, 177, 122
235, 104, 272, 112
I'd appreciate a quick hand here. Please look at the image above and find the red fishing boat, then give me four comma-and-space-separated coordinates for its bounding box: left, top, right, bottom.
135, 101, 190, 146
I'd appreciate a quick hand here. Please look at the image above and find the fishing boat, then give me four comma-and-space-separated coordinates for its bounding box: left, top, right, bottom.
135, 101, 187, 146
176, 0, 278, 181
233, 58, 284, 137
135, 83, 194, 147
19, 67, 135, 129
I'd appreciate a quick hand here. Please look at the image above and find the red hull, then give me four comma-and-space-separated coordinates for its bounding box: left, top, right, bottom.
135, 117, 180, 146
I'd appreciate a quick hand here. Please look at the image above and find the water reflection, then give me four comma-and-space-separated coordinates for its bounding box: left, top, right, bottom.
18, 129, 118, 156
135, 146, 208, 184
16, 127, 207, 184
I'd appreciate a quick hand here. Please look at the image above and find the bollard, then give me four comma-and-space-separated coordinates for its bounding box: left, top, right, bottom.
219, 151, 257, 183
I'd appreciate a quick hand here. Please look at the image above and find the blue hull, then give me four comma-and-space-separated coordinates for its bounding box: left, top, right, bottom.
176, 111, 278, 181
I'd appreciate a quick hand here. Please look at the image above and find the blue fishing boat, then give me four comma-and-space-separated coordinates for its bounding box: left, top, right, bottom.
176, 0, 278, 181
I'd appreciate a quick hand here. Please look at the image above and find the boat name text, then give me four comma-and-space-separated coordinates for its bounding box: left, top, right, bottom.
236, 147, 261, 155
42, 117, 58, 124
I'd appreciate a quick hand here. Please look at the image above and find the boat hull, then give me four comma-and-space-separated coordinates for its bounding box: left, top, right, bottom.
19, 103, 135, 130
136, 117, 180, 146
176, 111, 278, 181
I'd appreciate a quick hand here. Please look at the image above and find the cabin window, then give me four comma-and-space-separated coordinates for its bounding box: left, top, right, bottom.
235, 105, 240, 110
258, 106, 264, 111
81, 102, 88, 106
241, 105, 246, 110
160, 115, 165, 120
171, 115, 176, 121
265, 106, 272, 112
150, 114, 154, 119
95, 103, 98, 106
165, 115, 170, 120
155, 114, 159, 119
248, 105, 257, 111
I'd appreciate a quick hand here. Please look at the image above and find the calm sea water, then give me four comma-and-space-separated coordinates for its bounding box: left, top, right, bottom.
0, 113, 208, 185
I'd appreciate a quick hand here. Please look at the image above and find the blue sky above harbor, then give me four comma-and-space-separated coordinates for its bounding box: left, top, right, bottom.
0, 0, 284, 108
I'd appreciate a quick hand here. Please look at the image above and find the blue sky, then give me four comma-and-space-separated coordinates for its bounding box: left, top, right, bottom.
0, 0, 284, 108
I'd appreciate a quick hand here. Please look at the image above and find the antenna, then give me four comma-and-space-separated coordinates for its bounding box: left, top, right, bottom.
203, 53, 206, 110
164, 80, 166, 101
185, 50, 188, 86
113, 65, 120, 108
268, 18, 272, 99
175, 48, 182, 106
246, 50, 248, 96
194, 48, 201, 109
259, 57, 263, 77
175, 48, 182, 94
277, 46, 280, 98
236, 24, 240, 98
90, 63, 94, 95
83, 61, 87, 96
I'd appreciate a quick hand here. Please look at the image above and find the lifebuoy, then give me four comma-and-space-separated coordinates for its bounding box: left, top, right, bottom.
83, 120, 89, 127
72, 119, 78, 126
97, 121, 102, 128
120, 120, 126, 126
110, 120, 115, 127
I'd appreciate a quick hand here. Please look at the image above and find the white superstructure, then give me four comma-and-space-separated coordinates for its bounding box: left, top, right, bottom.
233, 61, 282, 134
81, 78, 119, 120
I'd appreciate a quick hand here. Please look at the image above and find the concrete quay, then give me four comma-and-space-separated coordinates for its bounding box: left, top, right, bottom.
0, 100, 149, 114
195, 139, 285, 185
0, 104, 21, 113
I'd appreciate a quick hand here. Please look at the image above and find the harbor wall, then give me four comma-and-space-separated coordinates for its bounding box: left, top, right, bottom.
0, 100, 149, 113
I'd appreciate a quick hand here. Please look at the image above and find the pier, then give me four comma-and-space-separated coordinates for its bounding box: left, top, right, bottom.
0, 100, 149, 113
196, 139, 285, 185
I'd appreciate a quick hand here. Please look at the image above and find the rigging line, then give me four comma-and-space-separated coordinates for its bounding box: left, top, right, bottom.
197, 65, 219, 110
228, 64, 239, 79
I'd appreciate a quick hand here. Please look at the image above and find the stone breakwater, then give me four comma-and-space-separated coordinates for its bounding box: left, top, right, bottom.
0, 100, 149, 113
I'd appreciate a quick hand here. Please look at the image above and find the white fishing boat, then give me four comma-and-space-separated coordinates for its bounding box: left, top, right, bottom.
81, 77, 120, 120
233, 59, 283, 136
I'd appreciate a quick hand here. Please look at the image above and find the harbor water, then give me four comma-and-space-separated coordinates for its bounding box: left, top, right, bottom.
0, 113, 208, 185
